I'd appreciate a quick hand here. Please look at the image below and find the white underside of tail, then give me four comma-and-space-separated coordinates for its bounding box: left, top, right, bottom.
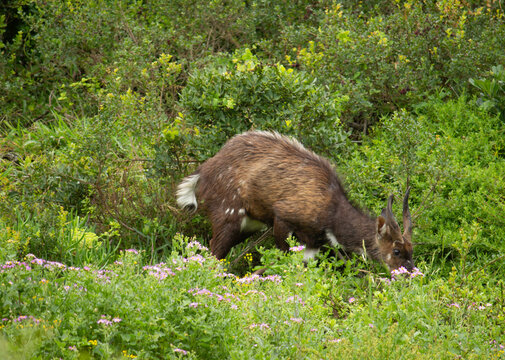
176, 174, 200, 211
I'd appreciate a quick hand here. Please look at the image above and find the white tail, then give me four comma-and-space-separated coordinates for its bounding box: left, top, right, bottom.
176, 174, 200, 212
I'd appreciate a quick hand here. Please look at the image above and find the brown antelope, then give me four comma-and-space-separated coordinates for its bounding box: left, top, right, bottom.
177, 131, 414, 271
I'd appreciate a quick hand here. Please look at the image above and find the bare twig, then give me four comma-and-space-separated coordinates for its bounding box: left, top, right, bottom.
112, 215, 150, 240
411, 173, 441, 220
466, 254, 505, 279
230, 228, 273, 266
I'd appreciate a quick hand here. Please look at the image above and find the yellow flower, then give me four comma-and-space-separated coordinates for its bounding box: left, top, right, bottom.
398, 55, 410, 63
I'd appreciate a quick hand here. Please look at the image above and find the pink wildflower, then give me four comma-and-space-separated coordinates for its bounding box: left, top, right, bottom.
97, 318, 113, 326
174, 348, 188, 355
249, 323, 270, 330
289, 245, 305, 252
187, 241, 208, 251
391, 266, 424, 280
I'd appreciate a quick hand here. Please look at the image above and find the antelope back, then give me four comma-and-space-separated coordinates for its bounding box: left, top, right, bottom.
195, 131, 340, 226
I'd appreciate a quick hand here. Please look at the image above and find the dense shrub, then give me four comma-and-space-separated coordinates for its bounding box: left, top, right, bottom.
0, 112, 182, 261
171, 48, 349, 162
0, 0, 325, 127
266, 1, 505, 131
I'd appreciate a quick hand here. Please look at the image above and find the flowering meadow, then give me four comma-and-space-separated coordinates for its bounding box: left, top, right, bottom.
1, 235, 504, 359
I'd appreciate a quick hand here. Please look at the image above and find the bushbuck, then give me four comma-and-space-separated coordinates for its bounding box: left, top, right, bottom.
177, 131, 414, 271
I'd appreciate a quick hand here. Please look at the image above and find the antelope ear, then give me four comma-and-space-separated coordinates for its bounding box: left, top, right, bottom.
376, 216, 388, 238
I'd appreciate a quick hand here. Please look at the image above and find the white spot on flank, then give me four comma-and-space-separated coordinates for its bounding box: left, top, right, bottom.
240, 216, 267, 233
225, 208, 230, 215
238, 208, 246, 216
326, 230, 340, 248
303, 248, 320, 263
230, 209, 235, 216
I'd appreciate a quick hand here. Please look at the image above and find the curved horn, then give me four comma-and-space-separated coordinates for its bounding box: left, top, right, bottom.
380, 194, 402, 241
402, 187, 413, 241
387, 194, 394, 216
381, 194, 397, 223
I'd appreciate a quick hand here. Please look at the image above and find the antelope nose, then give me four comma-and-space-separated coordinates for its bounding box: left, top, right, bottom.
405, 260, 414, 272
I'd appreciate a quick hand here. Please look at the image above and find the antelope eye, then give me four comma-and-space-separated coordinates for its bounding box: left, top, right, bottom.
393, 249, 401, 256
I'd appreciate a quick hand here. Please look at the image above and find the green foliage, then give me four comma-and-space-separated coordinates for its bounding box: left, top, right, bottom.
0, 110, 180, 259
470, 65, 505, 120
270, 1, 505, 129
1, 237, 504, 359
175, 48, 349, 161
0, 0, 324, 127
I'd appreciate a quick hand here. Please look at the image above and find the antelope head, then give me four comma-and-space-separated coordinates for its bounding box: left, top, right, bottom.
376, 188, 414, 271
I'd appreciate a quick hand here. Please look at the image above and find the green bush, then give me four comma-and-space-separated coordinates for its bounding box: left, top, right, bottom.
470, 65, 505, 120
0, 107, 180, 260
0, 0, 325, 127
267, 1, 505, 131
174, 48, 349, 163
